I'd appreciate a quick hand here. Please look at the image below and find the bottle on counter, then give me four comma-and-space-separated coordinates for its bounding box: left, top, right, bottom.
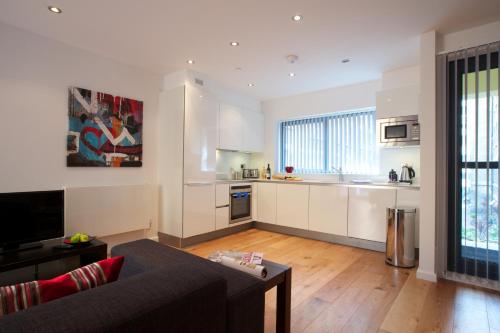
266, 164, 272, 180
389, 169, 398, 182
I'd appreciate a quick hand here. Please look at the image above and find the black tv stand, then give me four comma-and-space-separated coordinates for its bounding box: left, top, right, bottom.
0, 241, 43, 255
0, 238, 107, 280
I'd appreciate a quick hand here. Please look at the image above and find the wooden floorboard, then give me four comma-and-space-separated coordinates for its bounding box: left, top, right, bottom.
185, 229, 500, 333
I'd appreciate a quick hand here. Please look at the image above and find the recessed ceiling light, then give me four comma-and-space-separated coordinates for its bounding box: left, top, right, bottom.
248, 83, 254, 87
341, 58, 351, 63
48, 6, 62, 13
186, 59, 195, 65
235, 67, 243, 71
289, 72, 295, 78
292, 15, 302, 21
230, 41, 239, 46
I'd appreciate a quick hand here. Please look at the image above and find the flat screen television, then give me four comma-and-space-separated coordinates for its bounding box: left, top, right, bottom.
0, 190, 64, 252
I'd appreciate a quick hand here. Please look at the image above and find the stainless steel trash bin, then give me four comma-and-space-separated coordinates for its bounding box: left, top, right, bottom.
386, 207, 416, 268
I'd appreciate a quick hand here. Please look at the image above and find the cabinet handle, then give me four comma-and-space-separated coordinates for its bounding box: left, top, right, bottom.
185, 182, 213, 186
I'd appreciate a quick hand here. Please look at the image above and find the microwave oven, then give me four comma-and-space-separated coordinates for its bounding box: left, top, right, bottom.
376, 115, 420, 147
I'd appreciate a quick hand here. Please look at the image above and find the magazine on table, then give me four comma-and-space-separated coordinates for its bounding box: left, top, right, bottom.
208, 251, 267, 278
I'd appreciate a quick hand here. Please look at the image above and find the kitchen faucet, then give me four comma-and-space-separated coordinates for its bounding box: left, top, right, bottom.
331, 167, 344, 183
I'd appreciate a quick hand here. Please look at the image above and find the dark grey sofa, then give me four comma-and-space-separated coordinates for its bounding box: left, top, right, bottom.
0, 239, 265, 333
111, 239, 266, 333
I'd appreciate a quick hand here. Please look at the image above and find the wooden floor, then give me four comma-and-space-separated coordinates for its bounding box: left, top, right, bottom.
185, 228, 500, 333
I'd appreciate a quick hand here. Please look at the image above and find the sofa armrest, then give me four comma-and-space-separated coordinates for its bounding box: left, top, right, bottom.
0, 267, 227, 333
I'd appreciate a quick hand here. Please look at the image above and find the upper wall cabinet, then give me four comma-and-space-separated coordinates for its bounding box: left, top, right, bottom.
218, 103, 264, 152
219, 104, 245, 151
184, 84, 218, 183
376, 85, 419, 119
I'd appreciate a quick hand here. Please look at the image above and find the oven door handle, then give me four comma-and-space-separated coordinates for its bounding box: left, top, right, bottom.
231, 192, 251, 198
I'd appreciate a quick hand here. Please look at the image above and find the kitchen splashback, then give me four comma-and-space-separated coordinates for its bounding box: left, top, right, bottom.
379, 146, 420, 183
216, 150, 262, 179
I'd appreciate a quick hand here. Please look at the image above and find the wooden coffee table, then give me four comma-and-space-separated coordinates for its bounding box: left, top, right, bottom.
262, 259, 292, 333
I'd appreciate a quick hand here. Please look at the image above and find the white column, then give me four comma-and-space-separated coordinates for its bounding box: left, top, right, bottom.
417, 30, 438, 282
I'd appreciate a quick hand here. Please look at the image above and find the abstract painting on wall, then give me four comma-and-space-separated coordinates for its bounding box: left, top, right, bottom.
67, 87, 143, 167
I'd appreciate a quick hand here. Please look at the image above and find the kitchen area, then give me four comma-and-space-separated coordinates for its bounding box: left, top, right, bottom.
158, 67, 421, 255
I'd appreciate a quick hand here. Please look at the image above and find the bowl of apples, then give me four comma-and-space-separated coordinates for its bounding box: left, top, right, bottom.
64, 232, 95, 246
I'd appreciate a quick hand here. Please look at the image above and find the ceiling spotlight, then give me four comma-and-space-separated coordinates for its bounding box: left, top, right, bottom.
292, 15, 302, 21
186, 59, 195, 65
48, 6, 62, 13
289, 72, 295, 78
341, 58, 351, 63
286, 54, 299, 64
235, 67, 243, 71
248, 83, 254, 87
230, 41, 239, 46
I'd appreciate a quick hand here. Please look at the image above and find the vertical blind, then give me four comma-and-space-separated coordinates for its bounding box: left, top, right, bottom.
280, 109, 377, 174
445, 42, 500, 282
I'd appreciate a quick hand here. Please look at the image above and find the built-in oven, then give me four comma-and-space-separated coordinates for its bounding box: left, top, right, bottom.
229, 184, 252, 224
376, 115, 420, 147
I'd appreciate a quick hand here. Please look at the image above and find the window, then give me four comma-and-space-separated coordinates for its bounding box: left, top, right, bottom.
280, 109, 377, 174
446, 47, 499, 281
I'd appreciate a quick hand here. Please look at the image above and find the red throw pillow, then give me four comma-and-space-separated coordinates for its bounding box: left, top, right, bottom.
0, 256, 124, 317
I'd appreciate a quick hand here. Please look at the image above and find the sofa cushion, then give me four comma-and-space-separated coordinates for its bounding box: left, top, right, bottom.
0, 256, 124, 317
0, 267, 227, 333
111, 239, 265, 333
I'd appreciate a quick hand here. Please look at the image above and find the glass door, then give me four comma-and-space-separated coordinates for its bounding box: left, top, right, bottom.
447, 46, 499, 281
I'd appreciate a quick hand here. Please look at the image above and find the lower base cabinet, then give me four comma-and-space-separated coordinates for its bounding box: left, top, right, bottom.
257, 183, 277, 224
347, 187, 396, 242
309, 185, 348, 236
183, 184, 215, 238
276, 184, 309, 229
216, 206, 229, 230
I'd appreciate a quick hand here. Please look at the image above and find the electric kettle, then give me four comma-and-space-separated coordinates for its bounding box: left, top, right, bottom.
400, 164, 415, 184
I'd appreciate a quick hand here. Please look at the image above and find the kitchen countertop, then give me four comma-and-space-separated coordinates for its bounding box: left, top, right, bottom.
216, 179, 420, 190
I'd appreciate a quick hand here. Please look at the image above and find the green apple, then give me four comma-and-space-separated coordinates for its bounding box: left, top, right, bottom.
80, 234, 89, 242
70, 233, 81, 243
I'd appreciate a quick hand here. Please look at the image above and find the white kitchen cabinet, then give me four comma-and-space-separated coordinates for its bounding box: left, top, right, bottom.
218, 103, 264, 152
376, 85, 419, 119
216, 206, 229, 230
243, 109, 264, 152
276, 184, 309, 230
251, 183, 258, 220
219, 103, 245, 151
184, 84, 217, 183
309, 185, 348, 236
183, 184, 216, 238
348, 187, 396, 242
396, 189, 420, 246
257, 183, 277, 224
216, 184, 230, 207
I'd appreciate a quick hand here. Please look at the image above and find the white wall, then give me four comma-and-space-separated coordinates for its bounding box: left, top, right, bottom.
381, 66, 420, 90
261, 80, 382, 176
261, 73, 422, 181
417, 30, 437, 282
438, 20, 500, 53
0, 23, 163, 246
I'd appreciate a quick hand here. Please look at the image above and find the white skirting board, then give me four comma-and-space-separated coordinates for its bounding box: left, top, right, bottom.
416, 269, 437, 282
65, 184, 158, 237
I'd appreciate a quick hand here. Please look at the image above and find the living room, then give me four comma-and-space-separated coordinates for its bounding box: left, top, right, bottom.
1, 1, 500, 332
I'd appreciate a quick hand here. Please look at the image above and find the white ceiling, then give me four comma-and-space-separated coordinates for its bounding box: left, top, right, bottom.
1, 0, 500, 100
